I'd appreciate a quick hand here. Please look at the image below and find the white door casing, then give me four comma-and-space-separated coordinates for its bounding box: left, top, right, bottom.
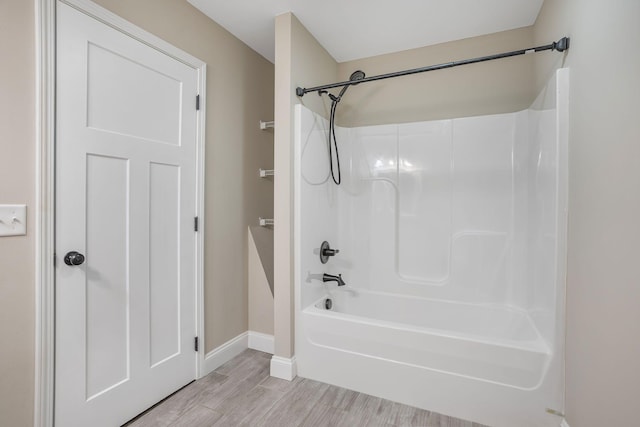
55, 2, 205, 426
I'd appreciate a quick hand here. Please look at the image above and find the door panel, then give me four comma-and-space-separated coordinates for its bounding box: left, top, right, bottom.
85, 154, 130, 400
149, 162, 181, 366
86, 42, 183, 145
56, 2, 199, 426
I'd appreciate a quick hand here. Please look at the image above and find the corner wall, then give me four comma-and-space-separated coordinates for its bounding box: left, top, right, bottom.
273, 13, 337, 359
248, 227, 274, 335
533, 1, 640, 426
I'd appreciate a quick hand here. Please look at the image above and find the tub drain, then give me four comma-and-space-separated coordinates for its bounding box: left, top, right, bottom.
324, 298, 333, 310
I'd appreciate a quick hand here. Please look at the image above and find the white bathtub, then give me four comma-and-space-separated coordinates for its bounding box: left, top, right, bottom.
296, 288, 562, 427
306, 289, 550, 389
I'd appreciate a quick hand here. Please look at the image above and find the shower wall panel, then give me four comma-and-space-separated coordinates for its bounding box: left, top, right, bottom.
337, 113, 529, 308
296, 107, 341, 310
525, 91, 560, 346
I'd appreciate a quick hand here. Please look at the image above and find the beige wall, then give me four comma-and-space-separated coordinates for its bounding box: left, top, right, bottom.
91, 0, 275, 353
337, 27, 535, 127
0, 2, 36, 426
533, 1, 640, 426
273, 12, 337, 357
248, 228, 274, 335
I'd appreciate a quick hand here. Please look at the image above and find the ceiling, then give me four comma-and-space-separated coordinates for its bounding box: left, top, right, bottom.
187, 0, 544, 64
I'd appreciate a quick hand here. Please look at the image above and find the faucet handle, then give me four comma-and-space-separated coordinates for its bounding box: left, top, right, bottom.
320, 241, 339, 264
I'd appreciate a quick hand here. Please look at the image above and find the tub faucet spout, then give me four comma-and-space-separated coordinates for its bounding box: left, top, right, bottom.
323, 273, 346, 287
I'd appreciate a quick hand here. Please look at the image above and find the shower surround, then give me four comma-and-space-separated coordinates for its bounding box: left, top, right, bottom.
294, 69, 568, 427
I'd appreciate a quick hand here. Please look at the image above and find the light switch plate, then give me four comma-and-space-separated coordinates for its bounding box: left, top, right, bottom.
0, 204, 27, 237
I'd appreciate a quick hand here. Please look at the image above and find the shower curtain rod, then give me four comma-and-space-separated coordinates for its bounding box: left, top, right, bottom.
296, 37, 570, 97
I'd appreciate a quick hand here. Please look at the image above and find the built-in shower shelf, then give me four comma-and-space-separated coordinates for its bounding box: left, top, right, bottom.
259, 217, 274, 227
259, 120, 274, 130
259, 168, 274, 178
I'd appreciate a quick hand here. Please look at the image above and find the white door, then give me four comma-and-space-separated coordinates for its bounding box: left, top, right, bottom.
55, 3, 200, 426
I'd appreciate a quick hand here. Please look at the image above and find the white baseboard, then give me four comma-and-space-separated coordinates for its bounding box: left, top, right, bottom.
561, 420, 570, 427
201, 332, 248, 377
248, 331, 274, 354
270, 355, 297, 381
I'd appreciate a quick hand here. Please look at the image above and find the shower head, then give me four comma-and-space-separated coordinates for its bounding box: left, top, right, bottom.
349, 70, 366, 82
337, 70, 366, 99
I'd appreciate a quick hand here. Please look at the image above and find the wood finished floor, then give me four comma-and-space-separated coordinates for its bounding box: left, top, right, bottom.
125, 349, 491, 427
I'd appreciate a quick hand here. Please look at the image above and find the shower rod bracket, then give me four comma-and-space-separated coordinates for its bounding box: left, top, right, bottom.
296, 37, 570, 98
552, 36, 570, 52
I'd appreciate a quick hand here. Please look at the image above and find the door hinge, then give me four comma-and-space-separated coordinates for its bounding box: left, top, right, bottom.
194, 216, 199, 232
194, 337, 199, 352
196, 94, 200, 111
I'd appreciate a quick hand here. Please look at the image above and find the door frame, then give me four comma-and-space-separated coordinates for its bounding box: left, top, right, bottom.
35, 1, 207, 425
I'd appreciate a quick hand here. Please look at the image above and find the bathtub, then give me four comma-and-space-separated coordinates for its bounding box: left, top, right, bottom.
296, 288, 562, 427
305, 289, 550, 389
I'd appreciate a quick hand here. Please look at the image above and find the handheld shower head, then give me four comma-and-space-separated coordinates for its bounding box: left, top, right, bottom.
349, 70, 366, 82
328, 70, 365, 186
338, 70, 366, 98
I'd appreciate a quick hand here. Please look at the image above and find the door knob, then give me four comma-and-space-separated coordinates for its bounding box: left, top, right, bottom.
64, 251, 85, 266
